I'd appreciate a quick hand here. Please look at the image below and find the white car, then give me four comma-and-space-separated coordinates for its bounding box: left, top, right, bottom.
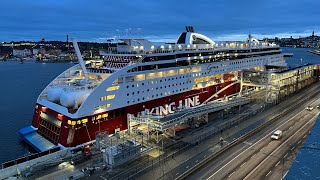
306, 106, 314, 111
271, 130, 283, 140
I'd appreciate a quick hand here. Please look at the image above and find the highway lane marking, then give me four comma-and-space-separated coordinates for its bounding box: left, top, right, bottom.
250, 154, 256, 159
186, 166, 189, 169
284, 153, 288, 158
275, 161, 280, 167
298, 140, 301, 144
243, 114, 318, 180
268, 141, 274, 145
283, 170, 289, 179
195, 160, 198, 163
266, 170, 272, 177
260, 147, 265, 151
228, 171, 235, 178
291, 146, 295, 151
289, 126, 293, 130
303, 135, 307, 138
206, 107, 308, 180
240, 162, 247, 167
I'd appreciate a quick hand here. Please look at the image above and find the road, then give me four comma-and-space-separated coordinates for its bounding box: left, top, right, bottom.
188, 86, 320, 180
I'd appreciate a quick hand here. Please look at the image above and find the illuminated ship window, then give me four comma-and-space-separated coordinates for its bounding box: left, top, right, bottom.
95, 104, 111, 110
100, 95, 116, 101
106, 86, 120, 91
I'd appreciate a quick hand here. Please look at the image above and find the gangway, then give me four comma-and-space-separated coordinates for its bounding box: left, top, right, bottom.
128, 97, 251, 132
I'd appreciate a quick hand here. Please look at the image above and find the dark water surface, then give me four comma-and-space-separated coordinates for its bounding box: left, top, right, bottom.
0, 62, 73, 163
0, 48, 319, 163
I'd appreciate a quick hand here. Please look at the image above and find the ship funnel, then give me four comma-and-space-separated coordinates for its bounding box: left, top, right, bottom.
72, 38, 89, 82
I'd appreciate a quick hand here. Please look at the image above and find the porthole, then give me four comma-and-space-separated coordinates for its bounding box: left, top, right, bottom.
127, 93, 129, 96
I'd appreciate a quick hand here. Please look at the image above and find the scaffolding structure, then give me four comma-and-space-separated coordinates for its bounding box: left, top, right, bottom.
127, 97, 251, 142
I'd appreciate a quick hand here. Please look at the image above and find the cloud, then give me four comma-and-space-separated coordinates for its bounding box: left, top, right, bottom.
0, 0, 319, 42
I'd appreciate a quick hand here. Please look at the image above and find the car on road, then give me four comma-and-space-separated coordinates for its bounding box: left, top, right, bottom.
271, 130, 283, 140
317, 105, 320, 109
306, 106, 314, 111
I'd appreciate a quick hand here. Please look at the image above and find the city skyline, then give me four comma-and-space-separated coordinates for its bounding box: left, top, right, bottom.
0, 0, 319, 42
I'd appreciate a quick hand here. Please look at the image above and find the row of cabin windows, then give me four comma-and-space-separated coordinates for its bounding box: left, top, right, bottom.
126, 80, 192, 97
230, 58, 265, 65
128, 51, 281, 73
126, 87, 190, 104
142, 48, 280, 62
125, 72, 207, 89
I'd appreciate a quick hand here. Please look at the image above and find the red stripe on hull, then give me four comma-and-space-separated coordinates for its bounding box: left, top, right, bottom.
31, 81, 240, 147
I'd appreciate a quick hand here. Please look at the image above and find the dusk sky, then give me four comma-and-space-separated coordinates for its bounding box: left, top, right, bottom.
0, 0, 319, 42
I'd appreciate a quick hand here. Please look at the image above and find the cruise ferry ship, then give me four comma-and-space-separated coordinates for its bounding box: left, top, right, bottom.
19, 27, 287, 151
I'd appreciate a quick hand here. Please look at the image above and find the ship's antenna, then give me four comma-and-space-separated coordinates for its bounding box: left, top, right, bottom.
248, 32, 252, 48
115, 29, 120, 40
72, 38, 89, 82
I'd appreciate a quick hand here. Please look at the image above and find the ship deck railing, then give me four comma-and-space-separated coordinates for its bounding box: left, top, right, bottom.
128, 97, 252, 131
103, 43, 279, 56
104, 43, 279, 55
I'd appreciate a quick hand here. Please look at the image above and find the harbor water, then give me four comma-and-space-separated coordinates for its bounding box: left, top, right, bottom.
0, 48, 319, 163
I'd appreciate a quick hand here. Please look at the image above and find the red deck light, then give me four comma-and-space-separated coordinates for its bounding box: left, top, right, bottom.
57, 114, 63, 120
41, 106, 47, 112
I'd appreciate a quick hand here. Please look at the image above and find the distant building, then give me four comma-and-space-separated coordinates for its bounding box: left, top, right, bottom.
13, 47, 32, 57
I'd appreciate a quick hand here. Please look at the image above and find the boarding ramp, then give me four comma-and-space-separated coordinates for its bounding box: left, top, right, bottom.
128, 97, 251, 131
